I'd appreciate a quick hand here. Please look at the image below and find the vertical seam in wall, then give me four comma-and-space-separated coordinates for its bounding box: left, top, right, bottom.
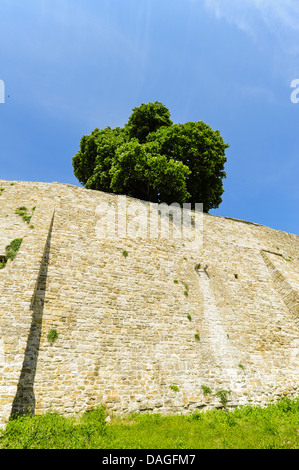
0, 206, 55, 427
10, 210, 55, 418
260, 249, 299, 322
29, 211, 55, 310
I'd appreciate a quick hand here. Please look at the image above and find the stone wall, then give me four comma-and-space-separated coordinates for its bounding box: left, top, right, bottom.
0, 180, 55, 427
0, 179, 298, 427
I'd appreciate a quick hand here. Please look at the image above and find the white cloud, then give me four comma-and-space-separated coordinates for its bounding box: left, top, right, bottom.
204, 0, 299, 55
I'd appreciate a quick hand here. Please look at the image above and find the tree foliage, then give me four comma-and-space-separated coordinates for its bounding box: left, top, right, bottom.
126, 101, 173, 143
72, 102, 229, 211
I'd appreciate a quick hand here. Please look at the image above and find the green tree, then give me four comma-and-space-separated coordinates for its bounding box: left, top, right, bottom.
72, 102, 229, 211
147, 121, 228, 211
110, 139, 191, 204
72, 126, 126, 191
126, 101, 173, 143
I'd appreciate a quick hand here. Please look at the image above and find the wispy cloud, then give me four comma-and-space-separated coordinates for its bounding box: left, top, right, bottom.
204, 0, 299, 55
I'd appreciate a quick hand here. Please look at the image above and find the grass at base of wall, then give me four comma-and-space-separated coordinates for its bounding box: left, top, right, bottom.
0, 397, 298, 449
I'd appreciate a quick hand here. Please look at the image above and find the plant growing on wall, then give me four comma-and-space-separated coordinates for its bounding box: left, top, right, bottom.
15, 206, 36, 224
183, 282, 189, 297
0, 238, 23, 269
173, 279, 189, 297
201, 385, 212, 396
215, 389, 231, 407
47, 329, 58, 345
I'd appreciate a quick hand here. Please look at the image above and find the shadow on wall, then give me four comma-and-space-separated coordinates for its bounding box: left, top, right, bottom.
10, 217, 53, 419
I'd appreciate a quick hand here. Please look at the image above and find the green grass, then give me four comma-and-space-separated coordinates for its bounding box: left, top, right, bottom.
0, 407, 107, 450
0, 397, 298, 449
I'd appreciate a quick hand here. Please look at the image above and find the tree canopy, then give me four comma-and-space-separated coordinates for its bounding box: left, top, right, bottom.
72, 102, 229, 211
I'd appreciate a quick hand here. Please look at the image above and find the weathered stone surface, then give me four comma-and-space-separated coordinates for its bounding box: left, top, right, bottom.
0, 179, 298, 428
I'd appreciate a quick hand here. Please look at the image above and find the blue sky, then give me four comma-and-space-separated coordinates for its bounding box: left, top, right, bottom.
1, 0, 298, 235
